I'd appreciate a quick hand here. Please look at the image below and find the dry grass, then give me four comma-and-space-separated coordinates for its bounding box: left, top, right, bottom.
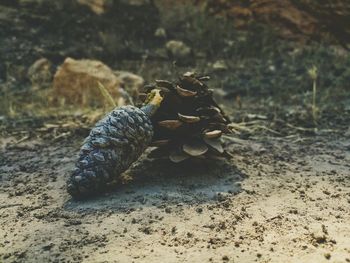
308, 65, 319, 128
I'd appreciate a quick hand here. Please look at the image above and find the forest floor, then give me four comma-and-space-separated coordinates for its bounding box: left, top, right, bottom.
1, 109, 350, 263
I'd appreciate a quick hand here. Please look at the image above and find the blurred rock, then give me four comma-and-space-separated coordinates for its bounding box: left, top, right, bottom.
27, 58, 52, 91
114, 71, 144, 103
76, 0, 153, 14
120, 0, 152, 6
153, 48, 168, 59
345, 127, 350, 137
212, 60, 228, 71
154, 27, 167, 38
53, 58, 123, 106
202, 0, 350, 43
77, 0, 111, 14
165, 40, 192, 62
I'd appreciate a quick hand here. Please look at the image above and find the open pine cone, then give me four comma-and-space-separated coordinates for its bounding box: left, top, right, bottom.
142, 72, 231, 163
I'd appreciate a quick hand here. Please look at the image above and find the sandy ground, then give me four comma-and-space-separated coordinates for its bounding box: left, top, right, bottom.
1, 1, 350, 262
1, 132, 349, 263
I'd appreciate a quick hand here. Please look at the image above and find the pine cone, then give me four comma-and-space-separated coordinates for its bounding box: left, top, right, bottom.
143, 72, 231, 163
67, 90, 163, 199
67, 73, 230, 199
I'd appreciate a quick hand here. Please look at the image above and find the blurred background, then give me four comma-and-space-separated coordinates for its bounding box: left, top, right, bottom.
0, 0, 349, 137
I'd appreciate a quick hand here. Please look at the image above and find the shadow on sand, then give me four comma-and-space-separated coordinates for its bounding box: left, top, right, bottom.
65, 157, 247, 213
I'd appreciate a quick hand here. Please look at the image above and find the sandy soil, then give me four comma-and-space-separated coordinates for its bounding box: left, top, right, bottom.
1, 131, 349, 263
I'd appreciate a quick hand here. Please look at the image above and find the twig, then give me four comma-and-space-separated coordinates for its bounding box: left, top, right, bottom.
137, 53, 149, 75
228, 122, 281, 135
285, 122, 315, 132
53, 131, 71, 141
251, 125, 281, 135
312, 78, 317, 127
222, 135, 253, 145
0, 203, 22, 209
14, 135, 30, 144
228, 123, 253, 133
308, 65, 318, 129
97, 81, 117, 108
275, 119, 339, 134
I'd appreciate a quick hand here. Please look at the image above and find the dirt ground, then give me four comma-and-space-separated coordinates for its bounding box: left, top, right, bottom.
1, 128, 349, 263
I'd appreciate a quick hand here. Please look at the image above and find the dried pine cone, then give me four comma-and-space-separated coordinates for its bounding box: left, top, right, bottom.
67, 73, 230, 199
143, 72, 231, 162
67, 90, 163, 199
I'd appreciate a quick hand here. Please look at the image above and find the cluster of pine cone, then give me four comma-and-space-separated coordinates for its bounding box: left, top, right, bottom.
67, 73, 231, 199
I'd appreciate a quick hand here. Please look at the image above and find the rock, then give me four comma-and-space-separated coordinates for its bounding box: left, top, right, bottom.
114, 71, 144, 103
27, 58, 52, 91
212, 60, 228, 71
77, 0, 153, 14
344, 127, 350, 137
309, 224, 328, 246
153, 48, 168, 59
77, 0, 111, 15
119, 0, 152, 6
53, 58, 125, 106
201, 0, 350, 42
165, 40, 192, 61
154, 27, 167, 38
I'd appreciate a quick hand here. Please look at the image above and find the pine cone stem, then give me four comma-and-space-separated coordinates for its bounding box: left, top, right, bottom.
141, 89, 163, 117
